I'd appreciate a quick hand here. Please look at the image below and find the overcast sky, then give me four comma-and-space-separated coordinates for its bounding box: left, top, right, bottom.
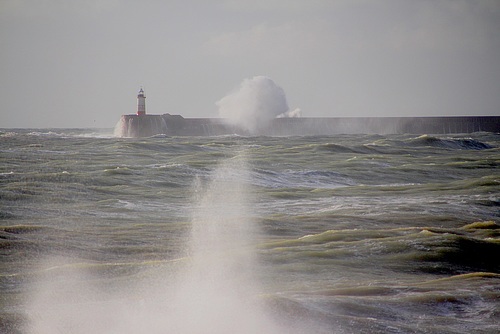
1, 0, 499, 128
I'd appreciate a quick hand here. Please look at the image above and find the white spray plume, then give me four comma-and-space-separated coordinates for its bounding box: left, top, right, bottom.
216, 76, 290, 133
277, 108, 302, 118
27, 154, 290, 334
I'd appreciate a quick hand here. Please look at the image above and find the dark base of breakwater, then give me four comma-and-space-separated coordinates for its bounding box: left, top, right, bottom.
115, 114, 500, 137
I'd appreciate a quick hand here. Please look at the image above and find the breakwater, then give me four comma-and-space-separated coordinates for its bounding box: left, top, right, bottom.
115, 114, 500, 137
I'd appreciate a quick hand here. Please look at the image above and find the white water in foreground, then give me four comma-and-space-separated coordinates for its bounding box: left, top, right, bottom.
27, 154, 293, 333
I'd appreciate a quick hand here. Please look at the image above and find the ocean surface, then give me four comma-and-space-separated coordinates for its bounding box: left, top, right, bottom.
1, 129, 499, 333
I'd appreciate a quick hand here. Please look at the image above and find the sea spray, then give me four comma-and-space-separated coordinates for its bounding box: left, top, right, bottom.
27, 152, 286, 333
216, 76, 289, 134
167, 153, 285, 333
7, 131, 499, 333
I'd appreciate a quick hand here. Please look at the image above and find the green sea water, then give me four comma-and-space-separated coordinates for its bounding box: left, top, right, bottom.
1, 129, 499, 333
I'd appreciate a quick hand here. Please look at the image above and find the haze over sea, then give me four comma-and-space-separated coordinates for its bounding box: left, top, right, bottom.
1, 127, 499, 333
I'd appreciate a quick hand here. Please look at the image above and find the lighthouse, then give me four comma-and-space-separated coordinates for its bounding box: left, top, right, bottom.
137, 88, 146, 115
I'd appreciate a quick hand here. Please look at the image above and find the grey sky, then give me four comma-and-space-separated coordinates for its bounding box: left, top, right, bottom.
1, 0, 499, 128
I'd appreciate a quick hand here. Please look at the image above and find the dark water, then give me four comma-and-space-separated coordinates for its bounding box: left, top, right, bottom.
1, 129, 499, 333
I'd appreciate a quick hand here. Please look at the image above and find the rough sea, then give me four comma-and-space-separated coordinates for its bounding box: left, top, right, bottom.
1, 129, 499, 333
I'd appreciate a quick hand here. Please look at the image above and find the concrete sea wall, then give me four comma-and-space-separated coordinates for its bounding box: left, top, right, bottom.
115, 114, 500, 137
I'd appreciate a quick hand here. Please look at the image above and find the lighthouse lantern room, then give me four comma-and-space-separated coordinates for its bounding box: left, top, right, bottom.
137, 88, 146, 115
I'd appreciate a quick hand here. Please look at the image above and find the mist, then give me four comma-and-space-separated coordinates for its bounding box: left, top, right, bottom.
26, 154, 295, 334
216, 76, 290, 134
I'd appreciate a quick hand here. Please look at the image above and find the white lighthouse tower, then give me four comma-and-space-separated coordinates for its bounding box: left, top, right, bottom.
137, 88, 146, 115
